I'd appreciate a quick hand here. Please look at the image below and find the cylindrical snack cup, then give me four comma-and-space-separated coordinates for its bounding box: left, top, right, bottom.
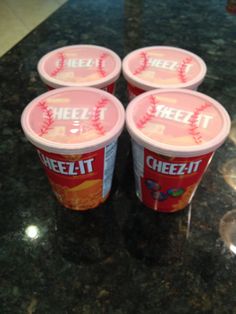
37, 45, 121, 94
226, 0, 236, 14
122, 46, 207, 100
126, 89, 231, 212
21, 87, 125, 210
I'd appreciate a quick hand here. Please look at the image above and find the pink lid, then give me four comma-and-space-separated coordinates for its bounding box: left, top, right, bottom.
21, 87, 125, 154
37, 45, 121, 89
126, 89, 231, 157
122, 46, 207, 90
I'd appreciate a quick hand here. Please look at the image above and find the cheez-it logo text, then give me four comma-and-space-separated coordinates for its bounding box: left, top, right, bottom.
147, 156, 202, 175
148, 103, 213, 129
56, 58, 105, 68
148, 58, 193, 72
38, 150, 94, 176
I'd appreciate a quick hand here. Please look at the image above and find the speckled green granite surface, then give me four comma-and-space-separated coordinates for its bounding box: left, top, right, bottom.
1, 0, 236, 313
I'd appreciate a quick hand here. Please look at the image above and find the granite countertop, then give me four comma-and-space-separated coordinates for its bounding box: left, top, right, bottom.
1, 0, 236, 313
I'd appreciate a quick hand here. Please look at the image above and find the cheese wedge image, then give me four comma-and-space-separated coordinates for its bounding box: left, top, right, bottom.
63, 179, 103, 210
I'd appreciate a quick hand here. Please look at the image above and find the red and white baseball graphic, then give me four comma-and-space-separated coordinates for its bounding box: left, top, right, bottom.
50, 52, 65, 77
123, 46, 208, 95
97, 53, 108, 77
49, 51, 109, 80
177, 57, 193, 83
91, 97, 109, 135
189, 102, 212, 144
132, 50, 194, 84
136, 95, 158, 129
38, 46, 121, 93
129, 90, 220, 149
38, 101, 54, 136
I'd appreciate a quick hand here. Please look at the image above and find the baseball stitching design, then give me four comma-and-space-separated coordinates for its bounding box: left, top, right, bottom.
177, 57, 192, 83
98, 53, 108, 77
136, 95, 158, 129
133, 52, 148, 76
38, 101, 54, 136
50, 52, 65, 77
92, 98, 109, 135
189, 102, 211, 144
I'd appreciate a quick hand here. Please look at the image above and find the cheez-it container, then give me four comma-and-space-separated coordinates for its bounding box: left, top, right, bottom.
37, 45, 121, 94
122, 46, 207, 100
126, 89, 231, 212
21, 87, 125, 210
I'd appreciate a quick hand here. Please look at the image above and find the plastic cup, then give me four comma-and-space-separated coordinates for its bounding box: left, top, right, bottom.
122, 46, 207, 100
126, 89, 231, 212
226, 0, 236, 14
21, 87, 125, 210
37, 45, 121, 94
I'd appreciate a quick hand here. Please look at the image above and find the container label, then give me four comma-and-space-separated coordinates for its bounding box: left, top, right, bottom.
102, 82, 115, 94
127, 83, 145, 100
37, 141, 117, 210
132, 141, 214, 212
